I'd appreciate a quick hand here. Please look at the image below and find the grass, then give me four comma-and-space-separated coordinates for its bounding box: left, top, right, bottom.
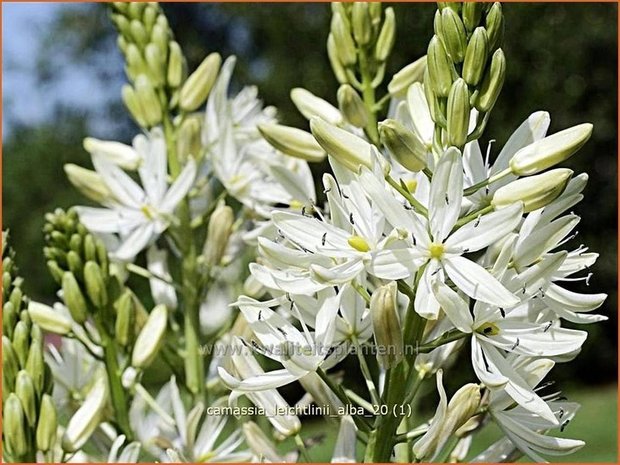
279, 384, 617, 462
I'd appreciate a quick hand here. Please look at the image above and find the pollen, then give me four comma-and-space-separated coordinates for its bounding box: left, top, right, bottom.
476, 322, 500, 336
140, 204, 155, 220
289, 199, 305, 210
348, 235, 371, 252
429, 242, 444, 259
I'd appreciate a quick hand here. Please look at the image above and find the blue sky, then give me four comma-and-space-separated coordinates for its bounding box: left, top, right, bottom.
2, 3, 112, 134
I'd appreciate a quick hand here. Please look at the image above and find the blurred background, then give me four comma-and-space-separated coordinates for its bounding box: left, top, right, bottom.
2, 3, 617, 462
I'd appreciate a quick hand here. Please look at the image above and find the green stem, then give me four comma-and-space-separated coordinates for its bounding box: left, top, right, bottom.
101, 332, 133, 440
453, 205, 493, 229
359, 48, 380, 145
353, 337, 381, 406
463, 168, 512, 196
295, 434, 312, 462
386, 175, 428, 216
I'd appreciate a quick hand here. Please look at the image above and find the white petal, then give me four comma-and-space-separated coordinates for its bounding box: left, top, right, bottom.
112, 223, 156, 261
446, 202, 523, 253
310, 259, 365, 285
331, 416, 357, 463
146, 246, 178, 309
429, 148, 463, 242
218, 367, 300, 392
471, 337, 509, 388
432, 280, 474, 333
75, 207, 123, 234
513, 215, 579, 268
160, 159, 197, 213
414, 261, 441, 319
137, 129, 168, 204
444, 256, 519, 307
413, 370, 448, 460
368, 248, 422, 280
406, 83, 434, 144
93, 156, 145, 208
273, 211, 349, 254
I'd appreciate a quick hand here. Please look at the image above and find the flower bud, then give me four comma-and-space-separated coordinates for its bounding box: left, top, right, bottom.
462, 27, 489, 86
243, 421, 283, 463
440, 8, 467, 63
310, 118, 372, 172
424, 68, 447, 127
258, 123, 326, 162
167, 41, 186, 88
15, 370, 37, 427
135, 75, 163, 126
62, 272, 88, 323
67, 250, 84, 280
85, 137, 141, 170
387, 55, 427, 98
379, 119, 427, 172
352, 3, 372, 46
179, 52, 221, 112
3, 336, 19, 386
115, 291, 135, 347
375, 7, 396, 62
28, 301, 72, 335
122, 84, 148, 127
445, 383, 481, 433
131, 304, 167, 368
64, 164, 114, 205
337, 84, 369, 128
427, 35, 455, 97
177, 116, 202, 162
5, 394, 28, 458
327, 34, 349, 85
203, 202, 234, 268
446, 78, 470, 147
492, 168, 573, 213
462, 2, 483, 32
370, 282, 403, 369
83, 234, 97, 263
437, 2, 461, 14
509, 123, 593, 176
129, 19, 148, 47
124, 44, 147, 82
84, 261, 108, 309
485, 3, 504, 52
25, 343, 45, 395
331, 12, 357, 66
475, 48, 505, 112
62, 376, 108, 452
144, 43, 166, 87
36, 394, 57, 453
291, 88, 342, 125
12, 320, 30, 367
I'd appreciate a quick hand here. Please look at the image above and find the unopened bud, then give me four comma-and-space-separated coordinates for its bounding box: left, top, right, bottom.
83, 234, 97, 263
84, 261, 108, 309
12, 321, 30, 367
337, 84, 369, 128
424, 68, 448, 128
462, 27, 489, 86
387, 55, 427, 98
36, 394, 57, 452
375, 7, 395, 62
131, 304, 167, 368
66, 250, 84, 280
203, 202, 234, 268
445, 383, 481, 432
25, 343, 45, 395
462, 2, 483, 32
167, 41, 186, 88
258, 123, 326, 162
122, 84, 147, 127
129, 19, 148, 47
62, 272, 88, 323
440, 8, 467, 63
475, 48, 505, 112
331, 12, 357, 66
115, 291, 135, 347
485, 3, 504, 52
379, 119, 427, 172
3, 336, 19, 386
370, 282, 403, 369
62, 376, 108, 452
310, 118, 372, 172
427, 35, 455, 97
437, 2, 461, 14
179, 52, 221, 112
15, 370, 37, 427
65, 164, 114, 205
135, 75, 162, 127
28, 301, 72, 335
492, 169, 573, 213
144, 43, 166, 87
327, 34, 349, 85
177, 116, 202, 162
291, 88, 342, 125
5, 394, 28, 458
352, 3, 372, 46
125, 44, 147, 82
243, 421, 283, 463
509, 123, 593, 176
446, 78, 470, 147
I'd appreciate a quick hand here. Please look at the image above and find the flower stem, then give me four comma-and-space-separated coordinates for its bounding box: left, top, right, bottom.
385, 175, 429, 215
353, 336, 381, 406
359, 49, 380, 145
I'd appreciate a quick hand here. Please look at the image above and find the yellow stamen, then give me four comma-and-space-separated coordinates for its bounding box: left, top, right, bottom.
140, 205, 155, 220
289, 200, 304, 210
429, 242, 444, 260
348, 235, 370, 252
476, 322, 500, 336
405, 179, 418, 193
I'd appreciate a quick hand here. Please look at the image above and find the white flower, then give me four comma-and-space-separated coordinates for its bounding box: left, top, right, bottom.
75, 128, 196, 261
360, 148, 522, 319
